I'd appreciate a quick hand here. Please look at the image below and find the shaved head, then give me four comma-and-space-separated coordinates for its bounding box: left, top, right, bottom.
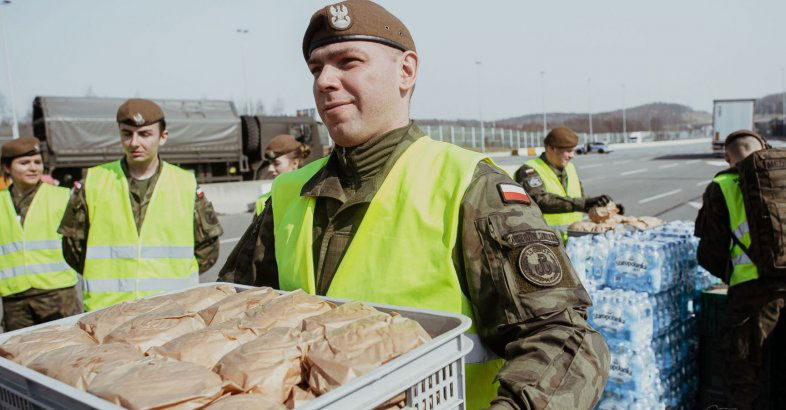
725, 135, 764, 167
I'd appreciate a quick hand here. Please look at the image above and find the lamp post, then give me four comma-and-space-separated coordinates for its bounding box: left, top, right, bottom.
0, 0, 18, 139
781, 68, 785, 135
622, 83, 627, 141
587, 78, 593, 142
475, 61, 485, 153
236, 28, 250, 116
540, 71, 547, 137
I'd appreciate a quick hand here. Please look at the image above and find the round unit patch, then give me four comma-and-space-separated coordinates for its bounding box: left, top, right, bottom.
517, 243, 563, 287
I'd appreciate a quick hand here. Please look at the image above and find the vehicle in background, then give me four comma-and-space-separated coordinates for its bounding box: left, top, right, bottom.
628, 132, 645, 143
576, 141, 612, 154
32, 96, 324, 184
711, 98, 755, 157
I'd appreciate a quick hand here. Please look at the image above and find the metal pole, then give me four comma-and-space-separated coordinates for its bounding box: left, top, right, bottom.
236, 29, 250, 115
475, 61, 485, 153
450, 126, 455, 145
471, 127, 476, 148
0, 1, 18, 139
587, 78, 593, 142
622, 83, 627, 141
540, 71, 547, 136
517, 130, 521, 150
439, 124, 444, 141
782, 68, 785, 135
426, 124, 431, 136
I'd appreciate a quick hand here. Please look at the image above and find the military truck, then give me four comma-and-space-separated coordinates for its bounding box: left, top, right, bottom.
711, 99, 755, 157
31, 96, 324, 184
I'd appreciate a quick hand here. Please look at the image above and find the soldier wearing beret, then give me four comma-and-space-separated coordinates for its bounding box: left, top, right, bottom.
0, 137, 81, 331
514, 127, 622, 237
58, 98, 223, 311
254, 134, 312, 215
219, 1, 609, 409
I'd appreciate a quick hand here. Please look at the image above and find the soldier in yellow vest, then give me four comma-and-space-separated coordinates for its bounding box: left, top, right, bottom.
254, 134, 311, 215
0, 137, 81, 331
514, 127, 621, 236
220, 1, 609, 409
695, 130, 786, 409
58, 99, 224, 311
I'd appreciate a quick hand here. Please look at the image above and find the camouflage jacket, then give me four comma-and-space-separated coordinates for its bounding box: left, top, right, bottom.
58, 158, 223, 274
514, 154, 589, 214
220, 123, 610, 409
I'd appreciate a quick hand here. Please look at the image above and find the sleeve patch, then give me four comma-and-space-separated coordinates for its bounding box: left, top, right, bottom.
196, 187, 205, 199
497, 183, 530, 205
527, 176, 543, 187
525, 168, 537, 176
72, 181, 82, 193
518, 243, 563, 287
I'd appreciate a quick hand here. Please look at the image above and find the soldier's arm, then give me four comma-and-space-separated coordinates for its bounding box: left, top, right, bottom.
57, 183, 89, 274
460, 162, 610, 410
515, 164, 587, 213
695, 181, 732, 282
218, 197, 279, 287
193, 190, 224, 273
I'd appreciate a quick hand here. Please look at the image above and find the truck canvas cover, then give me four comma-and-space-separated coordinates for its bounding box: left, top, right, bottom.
33, 96, 242, 164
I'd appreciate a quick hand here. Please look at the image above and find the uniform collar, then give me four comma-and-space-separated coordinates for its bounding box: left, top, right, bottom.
539, 152, 566, 176
301, 122, 424, 203
9, 180, 42, 205
120, 157, 163, 181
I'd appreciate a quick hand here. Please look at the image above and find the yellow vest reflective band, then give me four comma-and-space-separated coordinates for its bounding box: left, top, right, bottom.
272, 137, 505, 410
0, 184, 78, 297
524, 158, 584, 227
83, 161, 199, 311
255, 192, 271, 216
713, 172, 758, 287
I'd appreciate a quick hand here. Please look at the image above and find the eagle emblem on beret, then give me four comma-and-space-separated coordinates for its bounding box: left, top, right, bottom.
133, 112, 145, 126
328, 4, 352, 30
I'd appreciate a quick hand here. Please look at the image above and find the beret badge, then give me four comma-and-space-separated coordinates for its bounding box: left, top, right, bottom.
328, 4, 352, 30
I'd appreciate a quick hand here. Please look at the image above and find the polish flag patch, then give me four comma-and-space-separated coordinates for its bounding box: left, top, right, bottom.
497, 183, 530, 205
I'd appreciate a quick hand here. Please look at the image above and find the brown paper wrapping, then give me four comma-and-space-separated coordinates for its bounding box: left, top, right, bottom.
103, 308, 206, 353
148, 319, 258, 369
205, 393, 287, 410
27, 343, 144, 390
199, 287, 278, 326
302, 301, 389, 336
87, 358, 225, 410
149, 284, 237, 313
77, 298, 182, 342
0, 325, 97, 366
240, 290, 334, 334
214, 327, 308, 403
305, 314, 431, 395
285, 385, 317, 409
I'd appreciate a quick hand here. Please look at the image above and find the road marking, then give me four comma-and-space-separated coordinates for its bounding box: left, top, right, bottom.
686, 160, 701, 164
706, 161, 727, 167
220, 237, 242, 245
696, 180, 712, 187
658, 163, 678, 169
582, 176, 605, 182
581, 163, 603, 169
689, 201, 703, 209
613, 160, 632, 165
621, 168, 647, 176
638, 189, 683, 204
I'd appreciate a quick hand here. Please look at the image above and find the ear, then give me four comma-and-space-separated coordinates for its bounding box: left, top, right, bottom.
399, 50, 418, 97
159, 129, 169, 147
724, 151, 732, 166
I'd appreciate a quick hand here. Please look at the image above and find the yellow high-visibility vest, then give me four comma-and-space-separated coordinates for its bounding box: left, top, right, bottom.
82, 161, 199, 311
272, 137, 505, 410
524, 158, 584, 227
255, 192, 270, 216
0, 184, 77, 297
714, 172, 758, 287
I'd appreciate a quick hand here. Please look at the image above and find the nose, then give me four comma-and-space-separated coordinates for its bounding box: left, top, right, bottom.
266, 162, 278, 177
315, 65, 340, 94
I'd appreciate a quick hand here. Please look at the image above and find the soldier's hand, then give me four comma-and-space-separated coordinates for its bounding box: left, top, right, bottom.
616, 203, 625, 215
585, 195, 612, 208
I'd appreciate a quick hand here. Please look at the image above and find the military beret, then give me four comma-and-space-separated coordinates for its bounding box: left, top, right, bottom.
264, 134, 303, 161
1, 136, 42, 161
725, 129, 768, 148
302, 0, 416, 60
116, 98, 164, 127
544, 127, 579, 148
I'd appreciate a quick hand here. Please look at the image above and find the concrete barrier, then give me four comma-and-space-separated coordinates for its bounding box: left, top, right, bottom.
200, 180, 271, 215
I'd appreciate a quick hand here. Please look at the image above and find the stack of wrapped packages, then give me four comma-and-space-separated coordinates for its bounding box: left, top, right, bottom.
0, 285, 432, 409
569, 202, 664, 234
566, 221, 720, 409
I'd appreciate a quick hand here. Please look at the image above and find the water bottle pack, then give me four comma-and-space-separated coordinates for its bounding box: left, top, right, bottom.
566, 221, 719, 409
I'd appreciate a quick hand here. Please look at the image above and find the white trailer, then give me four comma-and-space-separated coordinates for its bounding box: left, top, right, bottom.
712, 99, 755, 156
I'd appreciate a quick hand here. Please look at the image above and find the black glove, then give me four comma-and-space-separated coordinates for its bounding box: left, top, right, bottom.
616, 203, 625, 215
585, 195, 613, 208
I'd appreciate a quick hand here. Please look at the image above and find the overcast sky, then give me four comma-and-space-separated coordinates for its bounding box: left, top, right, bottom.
2, 0, 785, 121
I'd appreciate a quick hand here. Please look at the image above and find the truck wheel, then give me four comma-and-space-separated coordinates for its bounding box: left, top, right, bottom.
241, 116, 261, 156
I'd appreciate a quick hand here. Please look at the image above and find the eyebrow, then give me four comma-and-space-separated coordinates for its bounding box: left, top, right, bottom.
307, 46, 368, 65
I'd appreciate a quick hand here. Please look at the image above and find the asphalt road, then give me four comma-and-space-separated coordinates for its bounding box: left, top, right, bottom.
202, 140, 739, 282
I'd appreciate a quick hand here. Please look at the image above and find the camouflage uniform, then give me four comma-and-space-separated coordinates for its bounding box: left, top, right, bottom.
221, 123, 610, 409
58, 158, 223, 274
2, 182, 81, 332
695, 170, 786, 410
513, 154, 588, 214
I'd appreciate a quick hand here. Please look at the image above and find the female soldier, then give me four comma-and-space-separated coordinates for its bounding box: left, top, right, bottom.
254, 134, 311, 215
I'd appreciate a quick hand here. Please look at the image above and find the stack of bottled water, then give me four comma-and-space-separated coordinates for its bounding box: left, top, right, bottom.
566, 221, 719, 409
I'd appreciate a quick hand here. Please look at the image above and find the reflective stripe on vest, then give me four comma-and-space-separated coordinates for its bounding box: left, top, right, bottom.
713, 172, 758, 286
83, 161, 198, 311
272, 137, 504, 410
0, 184, 78, 297
524, 158, 584, 227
